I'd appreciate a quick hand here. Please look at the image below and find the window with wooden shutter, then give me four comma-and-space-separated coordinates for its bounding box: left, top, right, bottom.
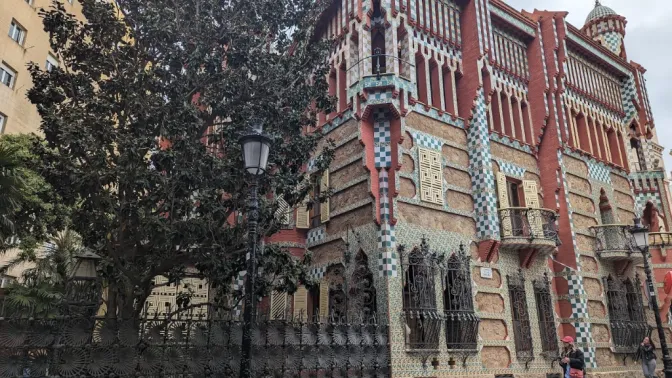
269, 291, 288, 320
522, 180, 543, 237
293, 286, 308, 318
319, 282, 329, 319
419, 148, 443, 205
275, 197, 291, 226
296, 200, 310, 229
320, 170, 330, 223
496, 172, 512, 235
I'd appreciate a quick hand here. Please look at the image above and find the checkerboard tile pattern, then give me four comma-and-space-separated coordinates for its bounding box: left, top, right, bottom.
600, 31, 623, 56
308, 266, 327, 280
635, 191, 662, 217
557, 150, 597, 368
410, 130, 442, 151
307, 226, 326, 245
587, 160, 612, 184
498, 160, 526, 179
232, 271, 247, 316
622, 73, 638, 122
468, 89, 499, 240
374, 108, 393, 167
378, 170, 397, 277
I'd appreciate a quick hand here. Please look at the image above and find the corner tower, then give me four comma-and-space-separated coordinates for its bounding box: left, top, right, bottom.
581, 0, 627, 58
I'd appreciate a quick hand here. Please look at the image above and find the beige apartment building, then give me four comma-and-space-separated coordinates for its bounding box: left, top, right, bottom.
0, 0, 90, 135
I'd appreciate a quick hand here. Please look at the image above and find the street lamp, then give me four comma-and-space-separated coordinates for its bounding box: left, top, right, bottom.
238, 121, 271, 378
630, 218, 672, 378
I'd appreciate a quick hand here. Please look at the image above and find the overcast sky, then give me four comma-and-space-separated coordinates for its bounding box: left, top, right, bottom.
505, 0, 672, 171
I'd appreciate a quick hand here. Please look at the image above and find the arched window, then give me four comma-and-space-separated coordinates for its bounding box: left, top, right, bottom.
400, 238, 441, 350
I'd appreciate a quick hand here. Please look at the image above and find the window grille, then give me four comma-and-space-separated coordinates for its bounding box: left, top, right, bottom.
400, 237, 442, 350
311, 251, 377, 323
604, 275, 648, 351
508, 269, 533, 359
533, 273, 559, 356
443, 243, 479, 350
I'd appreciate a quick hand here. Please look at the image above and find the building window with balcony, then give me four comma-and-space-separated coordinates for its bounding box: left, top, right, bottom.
0, 62, 17, 89
508, 269, 533, 360
9, 20, 26, 46
604, 275, 648, 351
533, 273, 559, 357
400, 238, 442, 350
496, 172, 558, 246
443, 244, 479, 350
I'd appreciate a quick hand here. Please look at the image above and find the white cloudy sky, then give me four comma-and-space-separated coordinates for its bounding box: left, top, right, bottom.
505, 0, 672, 170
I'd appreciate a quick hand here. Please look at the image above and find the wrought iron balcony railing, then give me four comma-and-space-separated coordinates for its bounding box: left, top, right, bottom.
498, 207, 559, 253
650, 232, 672, 248
590, 224, 642, 263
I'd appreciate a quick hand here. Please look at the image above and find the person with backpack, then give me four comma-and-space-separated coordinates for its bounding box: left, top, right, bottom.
559, 336, 585, 378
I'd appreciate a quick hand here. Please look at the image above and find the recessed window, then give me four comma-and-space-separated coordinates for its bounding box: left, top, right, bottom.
46, 54, 59, 72
0, 113, 6, 134
0, 63, 17, 89
9, 20, 26, 45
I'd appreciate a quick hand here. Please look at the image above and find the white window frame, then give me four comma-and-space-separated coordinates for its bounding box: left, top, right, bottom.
9, 20, 27, 46
0, 113, 6, 134
0, 62, 17, 89
46, 54, 59, 72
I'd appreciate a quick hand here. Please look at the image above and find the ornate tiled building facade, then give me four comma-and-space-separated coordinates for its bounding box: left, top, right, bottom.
265, 0, 672, 376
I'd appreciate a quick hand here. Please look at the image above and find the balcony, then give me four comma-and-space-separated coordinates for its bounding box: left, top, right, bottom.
498, 207, 560, 254
589, 225, 643, 263
650, 232, 672, 248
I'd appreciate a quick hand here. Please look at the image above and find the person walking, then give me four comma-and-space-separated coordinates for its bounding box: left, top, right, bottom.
638, 336, 657, 378
559, 336, 585, 378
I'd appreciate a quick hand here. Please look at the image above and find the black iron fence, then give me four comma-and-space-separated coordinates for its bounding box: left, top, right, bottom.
0, 307, 391, 377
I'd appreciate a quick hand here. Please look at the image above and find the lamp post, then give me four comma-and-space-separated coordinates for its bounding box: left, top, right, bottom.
238, 121, 271, 378
630, 218, 672, 378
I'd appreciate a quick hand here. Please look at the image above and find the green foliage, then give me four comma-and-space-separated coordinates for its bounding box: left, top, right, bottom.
2, 229, 83, 316
0, 134, 69, 252
28, 0, 334, 317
